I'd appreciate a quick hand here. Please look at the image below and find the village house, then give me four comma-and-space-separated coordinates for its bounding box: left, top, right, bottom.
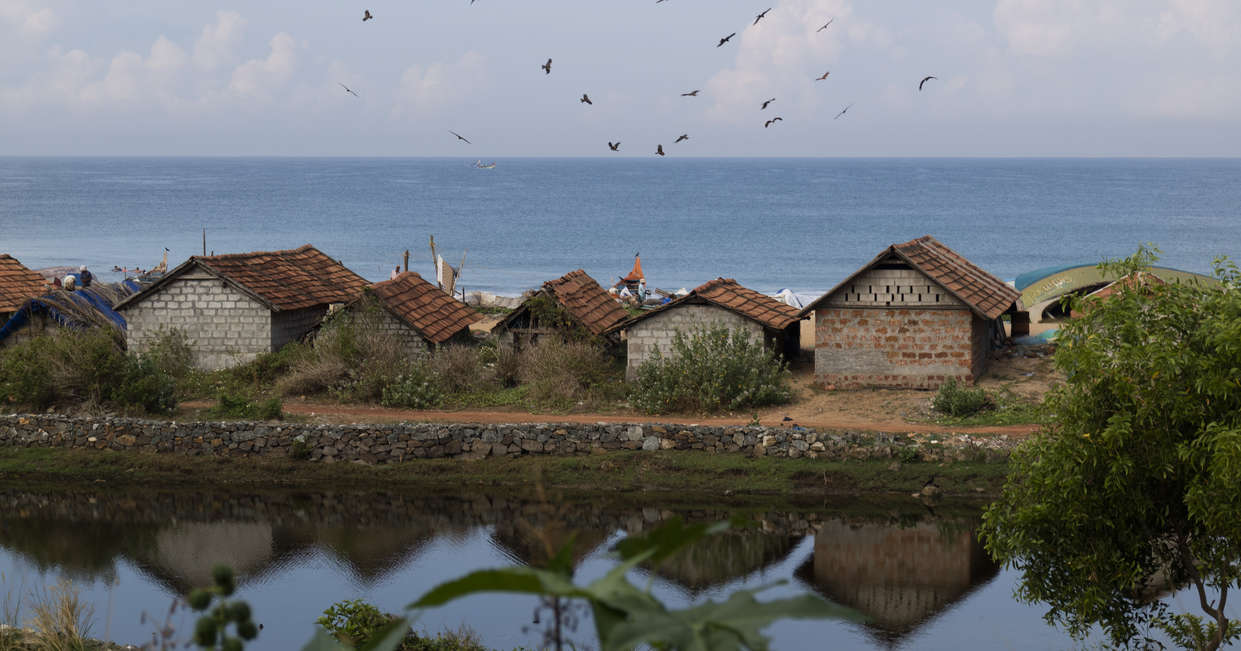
493, 269, 629, 349
347, 271, 483, 357
116, 244, 368, 370
0, 255, 48, 339
800, 235, 1021, 390
610, 277, 802, 379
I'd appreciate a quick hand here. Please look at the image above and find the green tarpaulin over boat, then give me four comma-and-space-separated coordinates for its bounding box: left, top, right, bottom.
1015, 264, 1216, 308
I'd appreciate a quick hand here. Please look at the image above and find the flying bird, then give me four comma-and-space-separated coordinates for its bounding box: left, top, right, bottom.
919, 75, 937, 91
338, 83, 359, 97
674, 134, 689, 143
362, 9, 373, 21
681, 89, 700, 97
580, 93, 592, 105
656, 144, 665, 156
717, 32, 736, 47
817, 18, 833, 32
834, 103, 853, 120
608, 141, 620, 151
764, 117, 783, 128
816, 71, 830, 81
448, 130, 471, 144
542, 58, 552, 74
753, 8, 771, 25
761, 97, 775, 110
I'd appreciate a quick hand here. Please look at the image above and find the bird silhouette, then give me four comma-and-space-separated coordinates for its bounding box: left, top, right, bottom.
816, 71, 830, 81
580, 93, 592, 105
753, 8, 771, 25
817, 18, 833, 32
681, 89, 700, 97
834, 103, 853, 119
608, 141, 620, 151
919, 75, 937, 91
362, 9, 373, 21
542, 58, 552, 74
761, 97, 775, 110
338, 83, 359, 98
448, 130, 471, 144
764, 117, 783, 128
717, 32, 736, 47
656, 144, 665, 156
674, 134, 689, 143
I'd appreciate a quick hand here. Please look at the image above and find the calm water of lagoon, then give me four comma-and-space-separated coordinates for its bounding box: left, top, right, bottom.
0, 488, 1226, 650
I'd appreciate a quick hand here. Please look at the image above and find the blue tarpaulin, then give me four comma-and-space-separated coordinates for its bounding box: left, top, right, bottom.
0, 279, 140, 345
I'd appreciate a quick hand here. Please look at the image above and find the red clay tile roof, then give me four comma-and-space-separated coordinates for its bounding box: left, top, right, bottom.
0, 254, 48, 313
614, 278, 801, 332
540, 269, 629, 336
801, 235, 1020, 320
116, 244, 367, 312
369, 272, 483, 343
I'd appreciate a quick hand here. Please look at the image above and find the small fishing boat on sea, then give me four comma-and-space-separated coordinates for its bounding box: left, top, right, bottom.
474, 160, 496, 169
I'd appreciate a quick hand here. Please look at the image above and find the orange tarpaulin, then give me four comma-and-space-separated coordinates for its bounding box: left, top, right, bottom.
622, 255, 644, 282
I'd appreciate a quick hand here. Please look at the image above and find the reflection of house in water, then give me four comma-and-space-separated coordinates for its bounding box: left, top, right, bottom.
646, 532, 802, 597
795, 519, 999, 646
489, 520, 610, 569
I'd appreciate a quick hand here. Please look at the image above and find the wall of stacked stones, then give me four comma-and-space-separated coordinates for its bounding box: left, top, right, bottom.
625, 305, 763, 378
124, 272, 271, 371
814, 307, 978, 390
0, 414, 1015, 464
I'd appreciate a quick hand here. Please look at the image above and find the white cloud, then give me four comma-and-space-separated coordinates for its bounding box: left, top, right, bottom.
394, 50, 487, 116
193, 10, 246, 71
1157, 0, 1241, 56
704, 0, 855, 124
0, 0, 58, 38
228, 32, 298, 99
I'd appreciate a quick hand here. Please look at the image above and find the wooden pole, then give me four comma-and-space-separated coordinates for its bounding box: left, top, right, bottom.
202, 228, 207, 256
403, 249, 409, 272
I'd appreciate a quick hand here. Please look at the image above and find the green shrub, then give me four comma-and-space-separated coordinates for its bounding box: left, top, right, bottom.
278, 302, 406, 402
318, 599, 392, 647
143, 327, 195, 381
381, 363, 445, 409
630, 326, 791, 414
479, 339, 520, 388
0, 330, 177, 415
931, 378, 991, 417
206, 391, 283, 421
518, 338, 620, 409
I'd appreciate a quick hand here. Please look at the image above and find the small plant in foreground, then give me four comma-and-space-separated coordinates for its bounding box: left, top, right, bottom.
188, 565, 259, 650
931, 378, 990, 418
29, 578, 94, 651
206, 392, 283, 421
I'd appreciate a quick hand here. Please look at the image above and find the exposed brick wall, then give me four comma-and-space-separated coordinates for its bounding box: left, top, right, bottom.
814, 307, 986, 389
124, 271, 272, 371
624, 304, 763, 379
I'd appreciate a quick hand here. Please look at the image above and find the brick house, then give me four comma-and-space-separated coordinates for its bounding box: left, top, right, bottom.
800, 236, 1020, 389
116, 244, 367, 370
493, 269, 629, 349
0, 254, 47, 326
348, 271, 483, 357
610, 278, 802, 379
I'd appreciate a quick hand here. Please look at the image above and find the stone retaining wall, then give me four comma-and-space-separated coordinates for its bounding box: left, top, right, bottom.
0, 414, 1017, 464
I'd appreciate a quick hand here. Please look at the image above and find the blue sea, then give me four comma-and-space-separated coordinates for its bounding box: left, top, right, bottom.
2, 157, 1239, 296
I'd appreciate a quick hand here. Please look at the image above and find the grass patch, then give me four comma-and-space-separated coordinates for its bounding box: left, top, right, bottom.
930, 386, 1052, 427
0, 447, 1010, 497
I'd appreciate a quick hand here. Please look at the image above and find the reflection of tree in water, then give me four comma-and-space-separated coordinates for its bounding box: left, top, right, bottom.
0, 519, 160, 582
643, 532, 801, 597
794, 517, 999, 647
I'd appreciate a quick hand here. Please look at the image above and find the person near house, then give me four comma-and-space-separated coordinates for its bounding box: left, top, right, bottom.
78, 265, 93, 288
62, 275, 76, 291
390, 265, 400, 280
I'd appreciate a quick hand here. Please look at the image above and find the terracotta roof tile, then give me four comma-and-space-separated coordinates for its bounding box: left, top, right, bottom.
197, 244, 367, 311
369, 272, 483, 343
894, 236, 1020, 320
614, 277, 801, 332
0, 254, 48, 313
543, 269, 629, 336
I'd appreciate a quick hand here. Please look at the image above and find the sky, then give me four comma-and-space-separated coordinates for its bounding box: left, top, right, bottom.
1, 0, 1239, 157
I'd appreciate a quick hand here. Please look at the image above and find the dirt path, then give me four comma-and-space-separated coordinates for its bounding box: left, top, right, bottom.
180, 398, 1037, 435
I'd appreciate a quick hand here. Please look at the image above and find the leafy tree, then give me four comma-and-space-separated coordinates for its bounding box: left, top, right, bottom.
982, 246, 1241, 650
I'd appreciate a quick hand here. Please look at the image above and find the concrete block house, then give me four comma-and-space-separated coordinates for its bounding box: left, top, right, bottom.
116, 245, 368, 370
493, 269, 629, 349
0, 254, 47, 328
800, 236, 1021, 390
349, 271, 483, 357
611, 278, 802, 379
